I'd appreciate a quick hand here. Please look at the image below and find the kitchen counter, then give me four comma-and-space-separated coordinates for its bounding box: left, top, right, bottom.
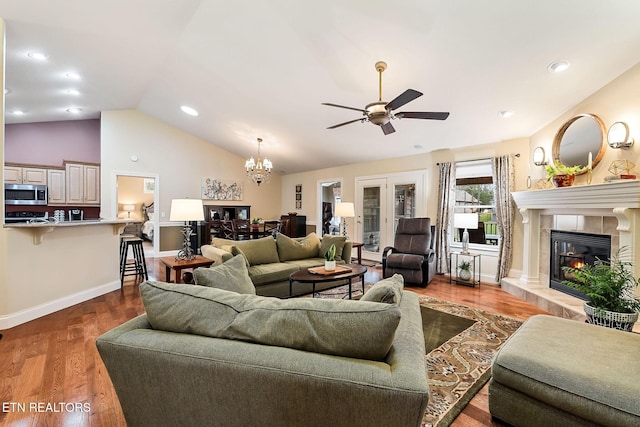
4, 218, 133, 244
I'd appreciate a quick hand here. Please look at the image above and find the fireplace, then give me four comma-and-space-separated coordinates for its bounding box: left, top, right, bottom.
550, 230, 611, 300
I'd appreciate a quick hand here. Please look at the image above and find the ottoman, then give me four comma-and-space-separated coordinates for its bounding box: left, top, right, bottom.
489, 314, 640, 427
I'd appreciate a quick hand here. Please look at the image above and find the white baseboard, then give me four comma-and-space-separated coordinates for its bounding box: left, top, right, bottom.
0, 280, 121, 330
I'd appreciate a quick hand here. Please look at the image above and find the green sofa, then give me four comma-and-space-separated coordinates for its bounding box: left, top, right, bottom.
96, 282, 429, 427
201, 232, 353, 297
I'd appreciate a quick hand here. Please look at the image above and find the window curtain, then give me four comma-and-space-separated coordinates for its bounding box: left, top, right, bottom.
492, 155, 515, 282
436, 162, 455, 274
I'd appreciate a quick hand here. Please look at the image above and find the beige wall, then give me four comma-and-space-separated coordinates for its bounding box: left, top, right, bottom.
100, 110, 282, 250
529, 61, 640, 184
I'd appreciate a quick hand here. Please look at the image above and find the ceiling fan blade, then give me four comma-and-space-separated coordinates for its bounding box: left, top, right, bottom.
327, 118, 364, 129
385, 89, 423, 111
321, 103, 367, 113
396, 111, 450, 120
380, 121, 395, 135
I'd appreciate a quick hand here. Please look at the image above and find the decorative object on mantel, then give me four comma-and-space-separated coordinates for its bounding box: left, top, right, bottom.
552, 113, 606, 173
544, 160, 585, 187
202, 178, 243, 200
170, 198, 205, 261
562, 248, 640, 332
245, 137, 273, 186
532, 146, 548, 166
607, 121, 634, 149
604, 160, 637, 182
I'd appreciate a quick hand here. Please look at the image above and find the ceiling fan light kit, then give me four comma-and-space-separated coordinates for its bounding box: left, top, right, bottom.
323, 61, 449, 135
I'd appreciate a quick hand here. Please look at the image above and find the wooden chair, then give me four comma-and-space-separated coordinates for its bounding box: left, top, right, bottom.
262, 220, 281, 238
233, 219, 251, 240
219, 221, 235, 240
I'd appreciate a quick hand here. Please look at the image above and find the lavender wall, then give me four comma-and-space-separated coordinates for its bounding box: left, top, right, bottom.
5, 119, 100, 166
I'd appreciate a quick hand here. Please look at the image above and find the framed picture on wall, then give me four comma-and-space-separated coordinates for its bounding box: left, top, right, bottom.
295, 184, 302, 193
143, 178, 155, 194
295, 200, 302, 210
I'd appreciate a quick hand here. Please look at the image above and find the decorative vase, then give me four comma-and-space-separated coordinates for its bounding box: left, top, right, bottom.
458, 269, 472, 281
552, 174, 575, 188
325, 260, 336, 271
583, 302, 639, 332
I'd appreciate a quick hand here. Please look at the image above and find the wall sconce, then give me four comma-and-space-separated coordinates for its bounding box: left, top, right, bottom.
607, 121, 634, 149
532, 146, 548, 166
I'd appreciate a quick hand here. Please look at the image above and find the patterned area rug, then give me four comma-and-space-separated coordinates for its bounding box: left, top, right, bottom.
419, 295, 522, 427
313, 286, 523, 426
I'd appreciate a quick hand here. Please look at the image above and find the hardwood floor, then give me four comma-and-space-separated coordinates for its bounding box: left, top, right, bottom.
0, 259, 549, 426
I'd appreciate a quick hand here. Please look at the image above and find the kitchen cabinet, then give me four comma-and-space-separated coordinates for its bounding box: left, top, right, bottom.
4, 166, 47, 184
47, 169, 66, 205
65, 163, 100, 205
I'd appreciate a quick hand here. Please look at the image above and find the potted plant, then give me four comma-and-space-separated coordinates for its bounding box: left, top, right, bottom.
562, 248, 640, 331
458, 260, 472, 281
324, 243, 337, 271
545, 160, 585, 187
251, 217, 262, 231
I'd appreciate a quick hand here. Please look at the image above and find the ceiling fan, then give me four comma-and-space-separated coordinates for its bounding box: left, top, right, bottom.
322, 61, 449, 135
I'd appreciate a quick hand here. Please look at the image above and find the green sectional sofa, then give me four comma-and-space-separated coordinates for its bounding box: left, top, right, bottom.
96, 279, 429, 427
201, 232, 353, 297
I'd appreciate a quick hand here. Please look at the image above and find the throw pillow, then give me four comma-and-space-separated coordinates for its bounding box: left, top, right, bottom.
140, 281, 401, 361
361, 274, 404, 304
276, 232, 321, 261
193, 254, 256, 295
233, 236, 280, 266
320, 235, 347, 261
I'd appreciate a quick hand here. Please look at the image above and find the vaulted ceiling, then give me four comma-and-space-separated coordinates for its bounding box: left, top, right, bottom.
3, 0, 640, 174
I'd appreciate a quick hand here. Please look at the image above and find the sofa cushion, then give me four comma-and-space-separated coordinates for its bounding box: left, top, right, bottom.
193, 255, 256, 294
283, 257, 327, 269
140, 281, 401, 360
276, 232, 321, 261
361, 274, 404, 304
248, 263, 300, 286
233, 236, 280, 265
320, 235, 347, 261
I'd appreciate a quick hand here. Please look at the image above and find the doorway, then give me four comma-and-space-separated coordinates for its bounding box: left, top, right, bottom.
316, 178, 342, 236
114, 173, 159, 257
355, 171, 426, 261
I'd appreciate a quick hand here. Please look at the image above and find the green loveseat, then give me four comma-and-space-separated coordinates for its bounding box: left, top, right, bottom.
201, 232, 353, 297
96, 281, 429, 427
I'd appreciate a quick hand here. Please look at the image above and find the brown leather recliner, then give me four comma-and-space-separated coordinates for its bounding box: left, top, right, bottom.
382, 217, 436, 287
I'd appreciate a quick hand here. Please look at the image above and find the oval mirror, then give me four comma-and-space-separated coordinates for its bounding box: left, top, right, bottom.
552, 113, 606, 174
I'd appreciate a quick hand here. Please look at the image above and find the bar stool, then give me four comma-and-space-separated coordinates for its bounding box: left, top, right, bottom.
120, 236, 148, 287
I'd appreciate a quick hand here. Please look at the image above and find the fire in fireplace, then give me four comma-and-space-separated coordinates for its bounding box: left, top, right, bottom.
550, 230, 611, 300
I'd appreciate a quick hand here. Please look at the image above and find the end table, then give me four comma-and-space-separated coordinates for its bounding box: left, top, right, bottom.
449, 252, 481, 287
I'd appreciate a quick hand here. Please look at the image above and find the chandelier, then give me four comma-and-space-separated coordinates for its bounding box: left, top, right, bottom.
245, 137, 273, 186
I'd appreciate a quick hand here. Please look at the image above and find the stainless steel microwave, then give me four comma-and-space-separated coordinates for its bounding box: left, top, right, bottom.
4, 184, 48, 205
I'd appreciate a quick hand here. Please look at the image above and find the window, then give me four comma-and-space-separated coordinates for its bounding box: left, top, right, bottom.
452, 159, 499, 247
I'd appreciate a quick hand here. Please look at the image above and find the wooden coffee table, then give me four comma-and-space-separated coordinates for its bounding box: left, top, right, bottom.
159, 255, 214, 283
288, 263, 367, 299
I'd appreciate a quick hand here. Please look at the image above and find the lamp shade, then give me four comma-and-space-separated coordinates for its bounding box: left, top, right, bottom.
170, 199, 204, 222
335, 202, 355, 218
454, 213, 478, 230
123, 204, 135, 213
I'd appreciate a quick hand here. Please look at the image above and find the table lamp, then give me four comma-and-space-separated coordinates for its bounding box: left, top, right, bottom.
454, 213, 478, 254
335, 202, 355, 239
123, 204, 135, 218
170, 198, 205, 260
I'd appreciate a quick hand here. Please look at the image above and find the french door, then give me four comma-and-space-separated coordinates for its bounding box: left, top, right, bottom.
355, 171, 426, 261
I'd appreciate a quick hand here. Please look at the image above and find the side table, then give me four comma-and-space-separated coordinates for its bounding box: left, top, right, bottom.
159, 255, 214, 284
449, 252, 481, 287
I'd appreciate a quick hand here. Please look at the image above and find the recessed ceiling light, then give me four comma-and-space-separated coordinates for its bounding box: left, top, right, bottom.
66, 107, 83, 114
180, 105, 199, 116
548, 61, 570, 73
4, 88, 10, 95
499, 110, 514, 118
12, 110, 25, 115
414, 144, 423, 149
65, 89, 80, 96
27, 51, 48, 60
65, 72, 81, 80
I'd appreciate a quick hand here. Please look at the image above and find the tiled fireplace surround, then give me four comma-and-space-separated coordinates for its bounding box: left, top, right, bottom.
502, 181, 640, 328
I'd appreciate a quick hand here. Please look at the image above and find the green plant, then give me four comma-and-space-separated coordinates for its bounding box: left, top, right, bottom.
325, 243, 336, 261
251, 217, 262, 224
545, 160, 585, 181
459, 261, 471, 271
562, 248, 640, 315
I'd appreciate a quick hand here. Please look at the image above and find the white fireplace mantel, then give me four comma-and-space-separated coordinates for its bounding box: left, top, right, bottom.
512, 180, 640, 286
